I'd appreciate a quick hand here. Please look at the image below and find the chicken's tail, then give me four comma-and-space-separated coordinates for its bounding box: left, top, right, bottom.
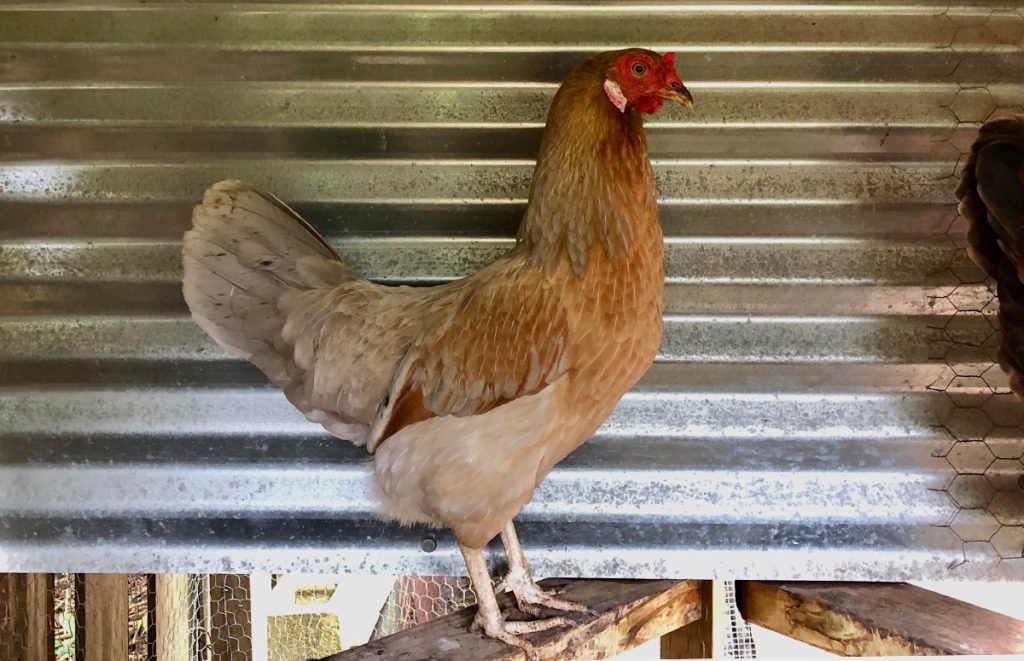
957, 116, 1024, 397
990, 260, 1024, 398
182, 180, 356, 361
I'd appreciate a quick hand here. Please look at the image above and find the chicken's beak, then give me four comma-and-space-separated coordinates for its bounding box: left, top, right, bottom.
663, 85, 694, 109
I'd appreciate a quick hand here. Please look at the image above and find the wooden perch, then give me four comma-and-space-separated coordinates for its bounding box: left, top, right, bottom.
0, 574, 53, 661
323, 578, 701, 661
739, 581, 1024, 656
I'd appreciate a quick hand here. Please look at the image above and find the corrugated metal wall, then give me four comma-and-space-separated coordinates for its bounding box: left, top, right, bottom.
1, 1, 1022, 580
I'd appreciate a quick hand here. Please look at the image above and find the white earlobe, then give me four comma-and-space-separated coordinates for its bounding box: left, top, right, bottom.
603, 79, 627, 113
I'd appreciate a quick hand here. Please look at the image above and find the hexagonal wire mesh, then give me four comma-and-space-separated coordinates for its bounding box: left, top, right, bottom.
53, 574, 75, 661
4, 572, 755, 658
1, 7, 1021, 660
47, 575, 134, 661
129, 574, 150, 661
929, 6, 1024, 569
372, 575, 477, 638
259, 574, 350, 661
0, 574, 47, 661
195, 574, 254, 661
371, 576, 758, 659
10, 573, 257, 661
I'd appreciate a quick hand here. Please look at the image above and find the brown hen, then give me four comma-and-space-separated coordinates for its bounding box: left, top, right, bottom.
957, 115, 1024, 399
182, 48, 692, 653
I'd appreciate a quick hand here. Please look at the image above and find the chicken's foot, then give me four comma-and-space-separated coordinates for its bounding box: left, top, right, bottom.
460, 543, 570, 660
498, 521, 593, 618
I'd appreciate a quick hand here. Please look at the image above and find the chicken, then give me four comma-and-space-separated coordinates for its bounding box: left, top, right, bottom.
957, 115, 1024, 399
181, 48, 692, 653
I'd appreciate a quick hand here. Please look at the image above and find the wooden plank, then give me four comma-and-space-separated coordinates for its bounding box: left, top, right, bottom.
146, 575, 157, 661
325, 578, 701, 661
0, 574, 55, 661
155, 574, 190, 661
0, 574, 27, 661
208, 574, 254, 661
83, 574, 129, 661
73, 575, 86, 661
738, 581, 1024, 656
660, 580, 718, 658
26, 574, 55, 661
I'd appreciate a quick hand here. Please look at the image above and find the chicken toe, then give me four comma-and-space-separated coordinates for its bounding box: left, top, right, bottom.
470, 609, 571, 659
502, 572, 593, 617
470, 612, 541, 660
499, 521, 594, 616
462, 543, 551, 658
503, 616, 573, 634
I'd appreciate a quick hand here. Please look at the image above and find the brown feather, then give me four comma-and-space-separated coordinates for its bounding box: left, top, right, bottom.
182, 49, 669, 548
377, 387, 433, 446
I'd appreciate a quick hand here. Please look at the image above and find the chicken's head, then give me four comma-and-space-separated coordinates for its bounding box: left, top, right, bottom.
603, 50, 693, 115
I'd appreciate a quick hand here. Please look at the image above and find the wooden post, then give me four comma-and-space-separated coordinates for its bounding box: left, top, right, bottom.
660, 580, 719, 658
325, 578, 702, 661
155, 574, 191, 660
26, 574, 54, 661
738, 581, 1024, 656
146, 575, 157, 661
208, 574, 254, 661
82, 574, 129, 661
73, 575, 85, 661
0, 573, 55, 661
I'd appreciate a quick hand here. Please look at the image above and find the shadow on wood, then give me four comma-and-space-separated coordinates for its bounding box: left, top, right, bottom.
322, 578, 701, 661
661, 580, 716, 658
739, 581, 1024, 656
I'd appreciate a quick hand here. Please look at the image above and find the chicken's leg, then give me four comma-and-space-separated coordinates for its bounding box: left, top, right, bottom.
460, 544, 570, 658
497, 521, 592, 617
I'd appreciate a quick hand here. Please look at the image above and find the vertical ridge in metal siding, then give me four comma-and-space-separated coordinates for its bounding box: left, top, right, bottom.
0, 1, 1022, 578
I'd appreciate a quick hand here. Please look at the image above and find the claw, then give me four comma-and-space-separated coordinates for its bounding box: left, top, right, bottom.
463, 543, 569, 660
505, 616, 573, 634
473, 612, 541, 660
472, 611, 571, 660
500, 568, 594, 616
514, 600, 546, 619
497, 521, 595, 617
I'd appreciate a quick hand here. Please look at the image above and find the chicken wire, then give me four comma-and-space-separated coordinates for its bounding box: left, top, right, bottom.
54, 573, 75, 661
4, 572, 760, 659
191, 574, 254, 661
928, 86, 1024, 566
2, 0, 1024, 585
370, 575, 760, 659
0, 574, 51, 661
129, 574, 151, 661
0, 573, 252, 661
372, 575, 476, 638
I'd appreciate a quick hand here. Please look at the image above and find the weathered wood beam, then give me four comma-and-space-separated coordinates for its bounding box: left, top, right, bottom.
155, 574, 190, 660
0, 573, 55, 661
660, 580, 717, 659
738, 581, 1024, 656
26, 574, 54, 661
324, 578, 701, 661
82, 574, 129, 661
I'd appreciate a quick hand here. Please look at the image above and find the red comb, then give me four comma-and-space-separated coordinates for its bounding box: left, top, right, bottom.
661, 52, 676, 67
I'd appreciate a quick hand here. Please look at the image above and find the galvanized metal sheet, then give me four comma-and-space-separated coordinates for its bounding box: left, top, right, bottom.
1, 1, 1023, 581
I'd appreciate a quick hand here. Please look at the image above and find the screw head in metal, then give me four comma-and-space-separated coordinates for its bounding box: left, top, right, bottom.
421, 537, 437, 553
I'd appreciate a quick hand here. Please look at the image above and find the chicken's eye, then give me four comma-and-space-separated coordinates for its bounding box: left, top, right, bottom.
631, 62, 647, 76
